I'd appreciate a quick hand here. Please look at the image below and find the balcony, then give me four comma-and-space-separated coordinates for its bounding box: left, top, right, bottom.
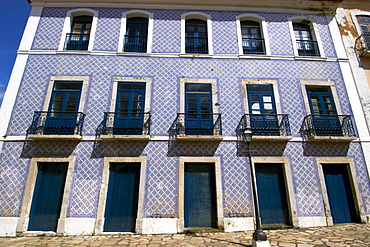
300, 114, 356, 141
185, 37, 208, 54
27, 111, 85, 140
242, 38, 265, 55
296, 40, 320, 56
355, 34, 370, 57
96, 112, 151, 141
64, 33, 90, 50
169, 113, 222, 141
123, 35, 147, 53
236, 114, 292, 141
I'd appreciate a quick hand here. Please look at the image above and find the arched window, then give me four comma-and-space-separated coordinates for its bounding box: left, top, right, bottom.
241, 20, 265, 54
65, 15, 93, 50
124, 17, 149, 53
293, 21, 320, 56
185, 19, 208, 54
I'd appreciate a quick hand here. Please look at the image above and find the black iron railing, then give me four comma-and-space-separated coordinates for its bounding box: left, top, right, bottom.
96, 112, 151, 137
169, 113, 222, 138
236, 114, 291, 138
185, 37, 208, 54
64, 33, 90, 50
27, 111, 85, 136
355, 34, 370, 56
296, 40, 320, 56
300, 114, 356, 140
242, 38, 265, 54
123, 35, 147, 52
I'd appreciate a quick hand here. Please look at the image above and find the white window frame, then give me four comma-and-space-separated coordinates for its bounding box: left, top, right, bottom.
351, 12, 370, 36
241, 79, 281, 114
118, 10, 154, 53
236, 14, 271, 56
181, 12, 213, 55
43, 76, 90, 113
179, 78, 218, 114
300, 80, 342, 115
288, 17, 325, 57
110, 77, 152, 113
58, 8, 98, 52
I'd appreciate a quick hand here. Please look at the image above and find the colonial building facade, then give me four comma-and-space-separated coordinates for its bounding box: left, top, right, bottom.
0, 0, 369, 237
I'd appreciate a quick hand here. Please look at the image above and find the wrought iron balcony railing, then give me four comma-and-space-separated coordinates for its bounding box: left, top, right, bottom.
169, 113, 222, 138
236, 114, 291, 138
300, 114, 356, 140
355, 34, 370, 57
96, 112, 151, 137
296, 40, 320, 56
64, 33, 90, 50
27, 111, 85, 136
185, 37, 208, 54
123, 35, 148, 53
242, 38, 266, 54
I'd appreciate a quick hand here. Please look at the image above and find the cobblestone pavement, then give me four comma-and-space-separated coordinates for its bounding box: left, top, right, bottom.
0, 223, 369, 247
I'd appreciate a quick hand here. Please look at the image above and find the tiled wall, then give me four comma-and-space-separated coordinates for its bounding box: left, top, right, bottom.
0, 7, 369, 221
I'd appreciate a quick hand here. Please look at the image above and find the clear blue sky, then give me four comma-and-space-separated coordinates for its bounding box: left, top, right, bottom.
0, 0, 31, 107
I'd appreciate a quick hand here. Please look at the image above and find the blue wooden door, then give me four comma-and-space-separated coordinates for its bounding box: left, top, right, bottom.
45, 81, 82, 134
28, 162, 68, 231
184, 163, 217, 228
185, 83, 213, 135
247, 84, 279, 135
104, 163, 140, 232
114, 82, 145, 135
255, 163, 290, 225
323, 164, 358, 224
66, 16, 92, 50
306, 86, 342, 136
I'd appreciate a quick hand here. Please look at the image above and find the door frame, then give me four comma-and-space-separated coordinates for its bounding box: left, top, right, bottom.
252, 157, 299, 227
178, 157, 223, 231
95, 156, 147, 234
17, 156, 76, 234
316, 158, 366, 225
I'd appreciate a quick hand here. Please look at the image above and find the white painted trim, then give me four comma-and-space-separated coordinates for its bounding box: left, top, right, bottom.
0, 55, 29, 140
253, 157, 299, 227
0, 217, 19, 237
327, 15, 348, 59
180, 12, 213, 55
42, 76, 90, 113
58, 8, 98, 52
95, 156, 147, 234
16, 156, 76, 234
236, 14, 271, 56
0, 7, 43, 140
64, 218, 95, 235
28, 2, 338, 15
288, 16, 325, 57
296, 216, 327, 228
19, 7, 43, 51
179, 78, 219, 114
110, 77, 152, 112
241, 79, 281, 114
223, 217, 254, 232
118, 10, 153, 53
178, 157, 223, 231
140, 218, 179, 234
316, 158, 367, 224
300, 80, 342, 115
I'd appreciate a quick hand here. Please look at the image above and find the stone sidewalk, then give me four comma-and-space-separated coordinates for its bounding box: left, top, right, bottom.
0, 223, 369, 247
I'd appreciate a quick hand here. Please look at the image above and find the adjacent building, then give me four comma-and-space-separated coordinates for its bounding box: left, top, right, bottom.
0, 0, 369, 237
